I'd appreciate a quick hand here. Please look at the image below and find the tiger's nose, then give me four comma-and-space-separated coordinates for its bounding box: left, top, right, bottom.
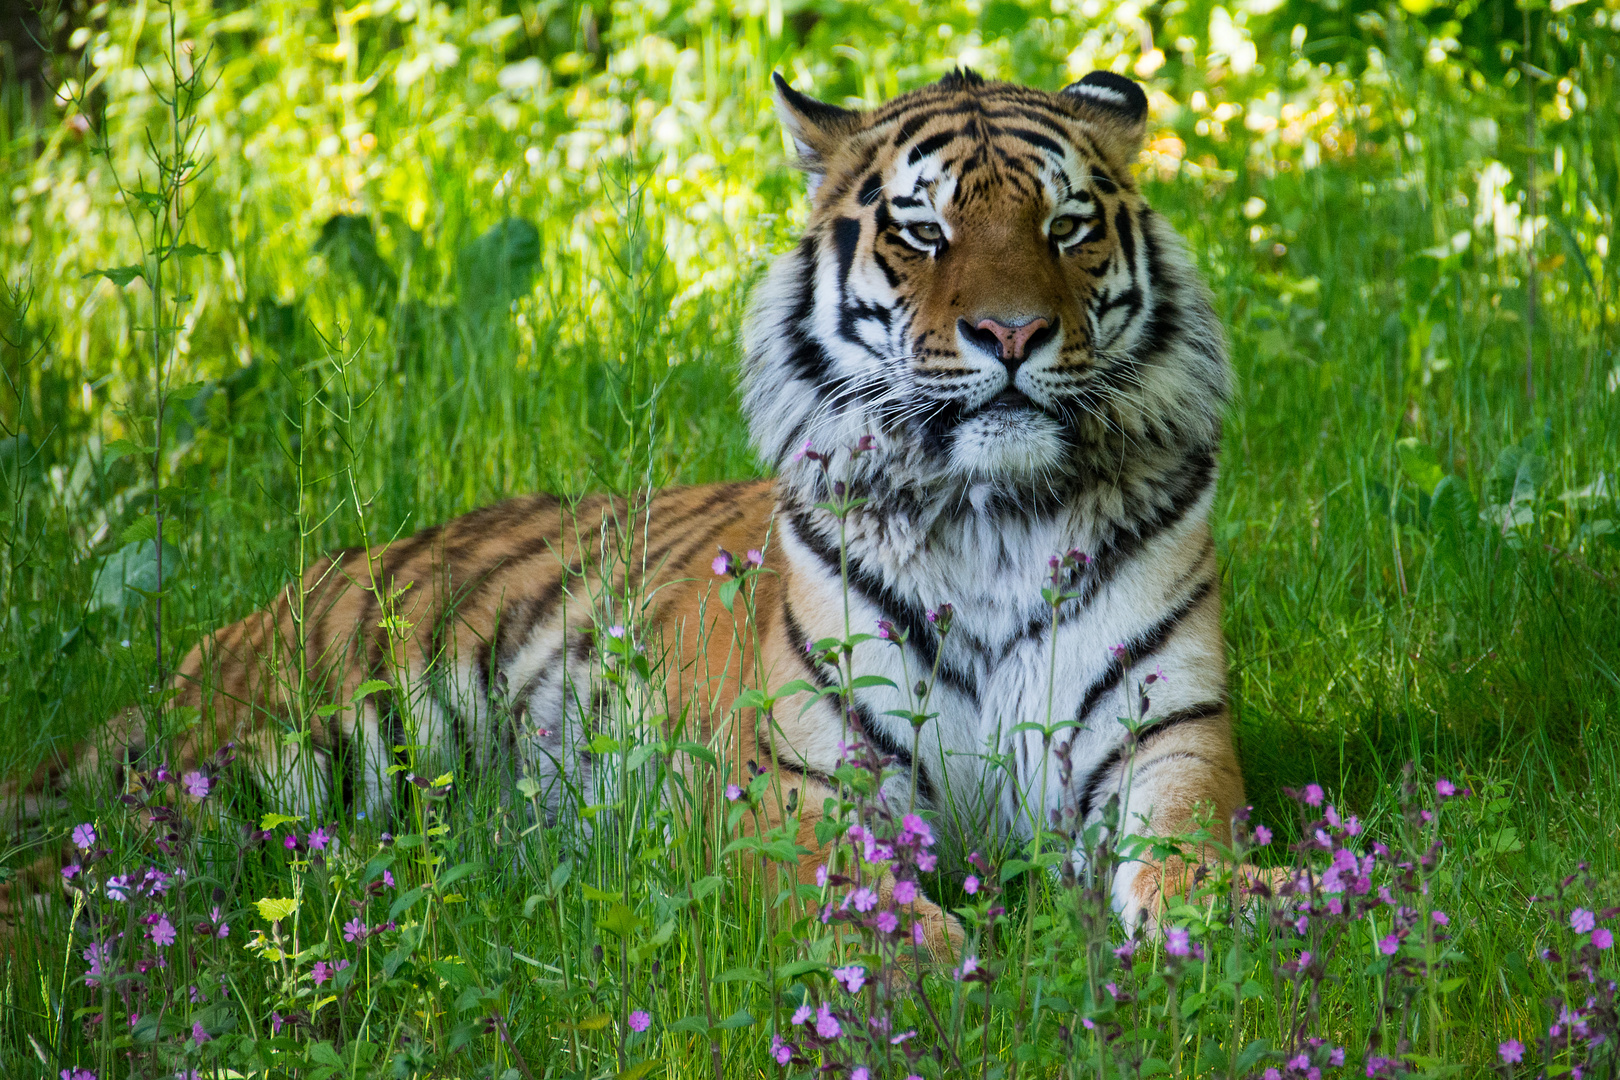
964, 316, 1054, 365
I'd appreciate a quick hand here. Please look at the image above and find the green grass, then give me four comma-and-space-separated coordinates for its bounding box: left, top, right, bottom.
2, 0, 1618, 1077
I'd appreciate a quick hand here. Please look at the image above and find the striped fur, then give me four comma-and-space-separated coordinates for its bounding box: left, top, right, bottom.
4, 69, 1244, 943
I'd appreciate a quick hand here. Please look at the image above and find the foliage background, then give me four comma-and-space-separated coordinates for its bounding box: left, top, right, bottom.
1, 0, 1618, 1075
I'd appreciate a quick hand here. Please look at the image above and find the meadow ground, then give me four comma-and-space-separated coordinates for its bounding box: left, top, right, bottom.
1, 1, 1617, 1077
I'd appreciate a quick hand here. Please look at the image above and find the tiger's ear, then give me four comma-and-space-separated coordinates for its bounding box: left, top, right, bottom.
1061, 71, 1149, 162
772, 72, 861, 197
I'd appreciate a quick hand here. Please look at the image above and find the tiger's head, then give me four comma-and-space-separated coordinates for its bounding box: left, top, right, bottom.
744, 69, 1228, 499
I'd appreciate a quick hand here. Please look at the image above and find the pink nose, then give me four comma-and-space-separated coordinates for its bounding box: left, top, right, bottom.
975, 317, 1051, 362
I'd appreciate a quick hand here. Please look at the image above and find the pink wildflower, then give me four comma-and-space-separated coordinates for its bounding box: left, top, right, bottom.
1166, 927, 1191, 957
1499, 1040, 1524, 1063
893, 880, 917, 904
149, 916, 176, 948
60, 1070, 96, 1080
876, 910, 898, 933
62, 864, 81, 881
182, 771, 211, 799
725, 784, 743, 801
628, 1010, 650, 1032
959, 955, 979, 978
383, 870, 395, 888
1434, 778, 1455, 797
771, 1034, 792, 1064
1108, 643, 1128, 661
963, 875, 980, 895
309, 826, 332, 852
1378, 934, 1400, 956
191, 1022, 210, 1044
912, 922, 926, 946
850, 888, 877, 913
746, 549, 764, 567
1432, 911, 1450, 926
851, 1069, 870, 1080
792, 1004, 812, 1025
1303, 784, 1324, 806
270, 1012, 284, 1035
815, 1003, 841, 1039
1594, 928, 1614, 950
712, 550, 734, 577
283, 834, 298, 851
815, 864, 828, 887
1253, 825, 1272, 846
71, 823, 96, 850
1572, 908, 1596, 934
834, 965, 866, 993
343, 918, 366, 942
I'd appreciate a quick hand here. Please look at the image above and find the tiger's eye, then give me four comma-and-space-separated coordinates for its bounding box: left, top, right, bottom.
908, 222, 943, 243
1049, 215, 1082, 239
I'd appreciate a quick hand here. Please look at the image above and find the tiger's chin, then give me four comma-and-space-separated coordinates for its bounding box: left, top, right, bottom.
946, 409, 1068, 481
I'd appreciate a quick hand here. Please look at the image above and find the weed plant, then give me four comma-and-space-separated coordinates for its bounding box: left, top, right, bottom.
2, 1, 1618, 1078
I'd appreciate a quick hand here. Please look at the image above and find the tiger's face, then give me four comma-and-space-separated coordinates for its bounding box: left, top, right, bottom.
745, 69, 1227, 491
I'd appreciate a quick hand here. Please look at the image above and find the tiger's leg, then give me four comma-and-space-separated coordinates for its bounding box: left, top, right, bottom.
1093, 710, 1251, 931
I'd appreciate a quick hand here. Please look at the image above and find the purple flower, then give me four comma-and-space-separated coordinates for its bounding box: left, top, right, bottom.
60, 1070, 96, 1080
771, 1034, 792, 1064
834, 965, 866, 993
628, 1010, 650, 1032
1572, 908, 1597, 934
712, 550, 734, 577
383, 870, 395, 888
792, 1004, 812, 1025
917, 851, 938, 872
71, 823, 96, 850
1499, 1039, 1524, 1063
606, 624, 625, 638
1253, 825, 1272, 846
283, 833, 299, 851
62, 863, 81, 881
851, 1069, 870, 1080
149, 916, 176, 948
105, 875, 132, 902
814, 864, 828, 887
875, 620, 895, 639
815, 1002, 841, 1038
893, 880, 917, 905
745, 549, 764, 568
1303, 784, 1324, 807
1434, 778, 1455, 797
850, 888, 877, 913
1594, 928, 1614, 950
958, 955, 979, 978
1432, 911, 1450, 926
793, 439, 815, 462
876, 910, 898, 934
1329, 1047, 1346, 1067
191, 1021, 210, 1045
1166, 927, 1191, 957
963, 875, 980, 895
312, 959, 349, 987
270, 1012, 284, 1035
912, 922, 926, 946
725, 784, 743, 802
1108, 643, 1128, 661
343, 918, 366, 942
182, 771, 211, 799
1114, 940, 1136, 961
1263, 1070, 1281, 1080
1378, 934, 1400, 956
309, 826, 332, 852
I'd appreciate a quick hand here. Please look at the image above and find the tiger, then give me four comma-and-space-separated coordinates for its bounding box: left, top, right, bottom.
3, 68, 1246, 952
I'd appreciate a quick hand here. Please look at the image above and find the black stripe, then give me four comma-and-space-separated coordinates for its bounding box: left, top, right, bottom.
1077, 702, 1226, 820
1072, 578, 1214, 731
907, 129, 958, 165
785, 509, 978, 700
992, 125, 1065, 157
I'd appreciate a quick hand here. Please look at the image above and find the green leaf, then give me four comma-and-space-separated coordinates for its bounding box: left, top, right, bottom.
389, 886, 426, 920
260, 813, 303, 831
438, 862, 479, 889
171, 243, 217, 258
773, 959, 827, 982
582, 883, 620, 903
715, 1009, 755, 1030
719, 577, 742, 611
596, 902, 639, 938
849, 674, 898, 689
102, 438, 147, 463
309, 1042, 344, 1068
714, 966, 765, 985
431, 959, 476, 988
1395, 437, 1443, 492
666, 1015, 710, 1034
350, 679, 390, 701
121, 516, 158, 544
83, 265, 145, 287
690, 874, 724, 901
166, 380, 207, 401
255, 897, 299, 923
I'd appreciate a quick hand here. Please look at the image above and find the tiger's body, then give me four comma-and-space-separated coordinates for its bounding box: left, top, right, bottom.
5, 69, 1245, 945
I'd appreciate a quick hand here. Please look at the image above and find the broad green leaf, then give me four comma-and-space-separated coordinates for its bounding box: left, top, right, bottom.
83, 265, 144, 287
255, 897, 298, 923
1395, 437, 1443, 492
102, 438, 147, 463
715, 1009, 755, 1030
260, 812, 303, 831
